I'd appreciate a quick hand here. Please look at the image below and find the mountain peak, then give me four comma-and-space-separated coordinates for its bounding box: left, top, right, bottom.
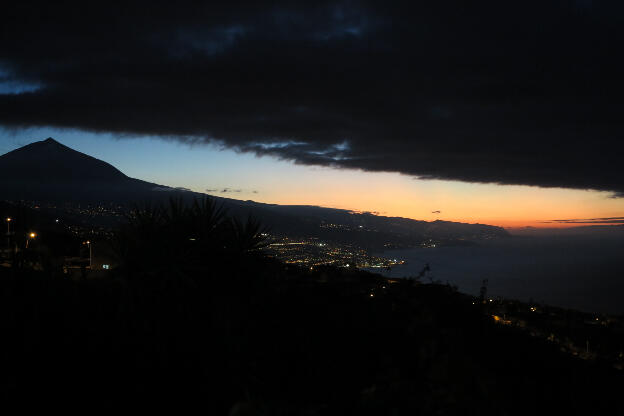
0, 137, 129, 185
35, 137, 69, 150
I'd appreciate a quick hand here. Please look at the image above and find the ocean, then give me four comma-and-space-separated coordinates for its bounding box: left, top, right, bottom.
364, 232, 624, 315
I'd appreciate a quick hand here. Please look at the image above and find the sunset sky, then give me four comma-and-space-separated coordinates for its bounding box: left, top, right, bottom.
2, 128, 622, 229
2, 2, 624, 229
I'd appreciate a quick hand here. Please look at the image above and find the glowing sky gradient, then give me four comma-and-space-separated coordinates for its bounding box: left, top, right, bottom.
2, 127, 623, 229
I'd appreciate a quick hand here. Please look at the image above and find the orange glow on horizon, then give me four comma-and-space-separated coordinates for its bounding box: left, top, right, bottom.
197, 169, 624, 229
69, 136, 622, 230
121, 142, 624, 230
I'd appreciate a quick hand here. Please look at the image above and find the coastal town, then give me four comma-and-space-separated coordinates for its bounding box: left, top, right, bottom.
261, 234, 405, 269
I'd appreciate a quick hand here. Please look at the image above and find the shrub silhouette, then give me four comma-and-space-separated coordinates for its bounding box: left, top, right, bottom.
112, 197, 267, 281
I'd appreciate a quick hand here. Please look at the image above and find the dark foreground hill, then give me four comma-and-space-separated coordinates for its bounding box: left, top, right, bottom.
1, 262, 622, 413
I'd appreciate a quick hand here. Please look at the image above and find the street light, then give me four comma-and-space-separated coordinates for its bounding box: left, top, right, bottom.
26, 232, 36, 249
84, 240, 92, 269
5, 218, 11, 251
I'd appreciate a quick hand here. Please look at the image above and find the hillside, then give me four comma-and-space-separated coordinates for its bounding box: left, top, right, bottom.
1, 252, 622, 412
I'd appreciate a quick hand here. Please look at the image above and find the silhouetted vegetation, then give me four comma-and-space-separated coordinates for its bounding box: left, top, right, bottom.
0, 198, 622, 413
111, 198, 268, 281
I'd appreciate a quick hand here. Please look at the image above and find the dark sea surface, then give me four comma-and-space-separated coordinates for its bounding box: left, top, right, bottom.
365, 232, 624, 315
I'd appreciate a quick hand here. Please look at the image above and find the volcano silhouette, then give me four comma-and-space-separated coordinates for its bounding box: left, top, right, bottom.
0, 137, 177, 202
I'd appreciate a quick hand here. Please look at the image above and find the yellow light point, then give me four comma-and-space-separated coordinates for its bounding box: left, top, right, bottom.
6, 218, 11, 222
29, 233, 36, 238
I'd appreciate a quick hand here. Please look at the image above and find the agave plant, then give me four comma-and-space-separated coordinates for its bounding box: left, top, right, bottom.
226, 215, 270, 256
112, 197, 263, 280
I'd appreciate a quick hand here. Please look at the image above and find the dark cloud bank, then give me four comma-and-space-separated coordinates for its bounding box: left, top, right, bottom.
1, 1, 624, 195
